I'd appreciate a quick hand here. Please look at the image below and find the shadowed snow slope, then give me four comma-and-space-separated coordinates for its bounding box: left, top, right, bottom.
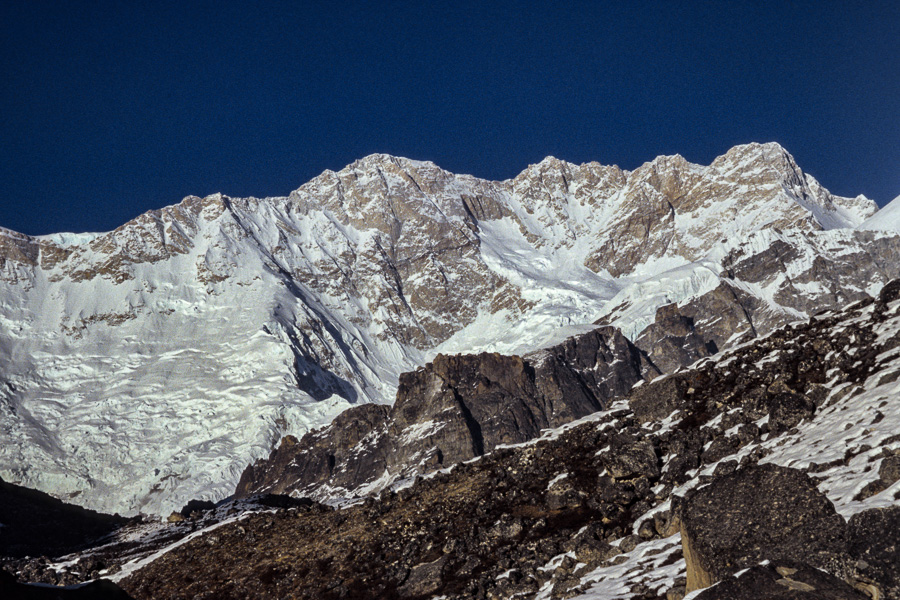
0, 142, 894, 515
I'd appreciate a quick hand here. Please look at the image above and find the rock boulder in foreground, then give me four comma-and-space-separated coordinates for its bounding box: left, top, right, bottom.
679, 464, 850, 591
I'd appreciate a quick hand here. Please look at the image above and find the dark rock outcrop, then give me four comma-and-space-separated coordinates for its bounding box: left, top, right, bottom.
633, 302, 720, 374
0, 570, 134, 599
694, 560, 869, 600
235, 403, 391, 499
629, 375, 690, 423
0, 476, 127, 559
848, 506, 900, 600
679, 464, 850, 592
236, 327, 658, 499
627, 291, 900, 433
628, 231, 900, 373
722, 231, 900, 319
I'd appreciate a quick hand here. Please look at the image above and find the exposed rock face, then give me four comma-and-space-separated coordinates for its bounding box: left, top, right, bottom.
632, 302, 720, 374
679, 465, 850, 592
624, 230, 900, 371
721, 229, 900, 317
569, 143, 874, 277
234, 404, 392, 500
288, 154, 525, 347
628, 293, 900, 430
694, 560, 869, 600
235, 327, 659, 499
848, 507, 900, 600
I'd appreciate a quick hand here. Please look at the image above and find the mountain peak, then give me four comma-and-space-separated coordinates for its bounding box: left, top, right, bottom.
711, 141, 797, 170
345, 153, 442, 174
534, 155, 567, 167
636, 152, 695, 174
724, 140, 790, 157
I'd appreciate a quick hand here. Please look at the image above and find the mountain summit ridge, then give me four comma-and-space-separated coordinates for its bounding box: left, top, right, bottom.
0, 142, 895, 515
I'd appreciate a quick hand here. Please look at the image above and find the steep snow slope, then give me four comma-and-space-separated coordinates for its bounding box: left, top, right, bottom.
858, 194, 900, 232
436, 226, 900, 357
0, 199, 414, 515
0, 143, 891, 515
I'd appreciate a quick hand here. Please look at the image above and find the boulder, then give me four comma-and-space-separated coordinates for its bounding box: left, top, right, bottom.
877, 279, 900, 305
878, 454, 900, 486
679, 464, 850, 592
695, 560, 869, 600
768, 390, 816, 433
602, 434, 659, 480
629, 375, 689, 422
855, 454, 900, 500
398, 555, 449, 597
848, 506, 900, 600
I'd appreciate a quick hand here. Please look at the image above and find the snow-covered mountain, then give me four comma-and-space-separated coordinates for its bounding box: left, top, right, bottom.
0, 142, 895, 515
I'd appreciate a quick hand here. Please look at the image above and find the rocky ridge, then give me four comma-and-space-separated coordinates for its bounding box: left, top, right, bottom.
235, 327, 659, 500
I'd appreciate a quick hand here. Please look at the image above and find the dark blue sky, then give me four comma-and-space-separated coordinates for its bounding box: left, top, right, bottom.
2, 1, 898, 235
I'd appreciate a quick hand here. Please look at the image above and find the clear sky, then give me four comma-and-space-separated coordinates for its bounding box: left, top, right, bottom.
1, 1, 898, 235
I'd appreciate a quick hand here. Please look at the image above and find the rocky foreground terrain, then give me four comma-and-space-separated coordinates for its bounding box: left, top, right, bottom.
6, 279, 896, 598
117, 280, 900, 599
